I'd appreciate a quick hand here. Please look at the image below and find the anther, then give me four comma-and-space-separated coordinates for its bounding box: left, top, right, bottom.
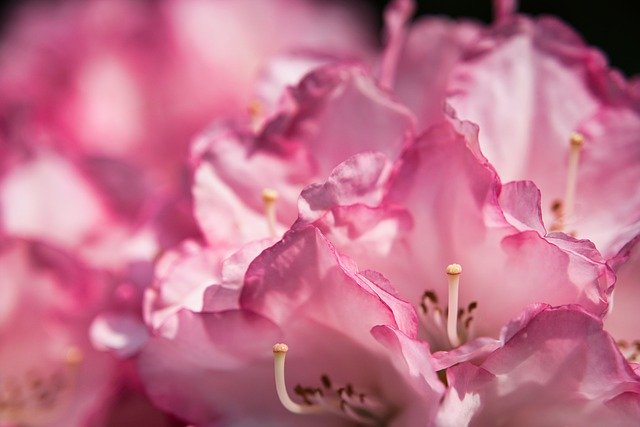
262, 188, 279, 239
272, 344, 323, 415
446, 264, 462, 347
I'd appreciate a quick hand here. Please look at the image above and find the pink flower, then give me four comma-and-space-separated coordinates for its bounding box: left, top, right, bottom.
0, 0, 374, 188
138, 226, 444, 425
298, 116, 612, 363
436, 305, 640, 426
444, 2, 640, 262
191, 63, 415, 247
0, 239, 116, 426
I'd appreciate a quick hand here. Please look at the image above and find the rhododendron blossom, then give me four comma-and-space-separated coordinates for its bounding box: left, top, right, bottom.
1, 0, 639, 425
297, 117, 612, 362
139, 226, 444, 426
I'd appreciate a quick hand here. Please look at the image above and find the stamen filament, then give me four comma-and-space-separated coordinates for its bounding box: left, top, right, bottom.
446, 264, 462, 347
272, 343, 323, 415
248, 100, 263, 132
564, 132, 584, 225
262, 188, 279, 239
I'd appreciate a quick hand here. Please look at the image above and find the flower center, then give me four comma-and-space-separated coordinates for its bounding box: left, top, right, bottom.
0, 347, 83, 424
419, 264, 477, 351
272, 343, 392, 426
550, 132, 584, 234
262, 188, 279, 239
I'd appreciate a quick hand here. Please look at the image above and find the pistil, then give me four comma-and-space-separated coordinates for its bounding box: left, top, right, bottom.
551, 133, 584, 232
272, 343, 322, 415
446, 264, 462, 347
272, 344, 391, 425
262, 188, 279, 239
564, 132, 584, 225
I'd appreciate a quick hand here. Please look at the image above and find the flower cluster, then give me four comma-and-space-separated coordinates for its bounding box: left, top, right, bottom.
1, 0, 639, 426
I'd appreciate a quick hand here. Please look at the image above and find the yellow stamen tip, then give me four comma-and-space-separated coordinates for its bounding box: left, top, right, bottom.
570, 132, 584, 147
446, 264, 462, 275
262, 188, 279, 204
248, 100, 263, 118
65, 347, 84, 365
273, 343, 289, 353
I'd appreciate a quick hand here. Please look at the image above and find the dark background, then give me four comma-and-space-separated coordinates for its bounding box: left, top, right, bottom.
1, 0, 638, 76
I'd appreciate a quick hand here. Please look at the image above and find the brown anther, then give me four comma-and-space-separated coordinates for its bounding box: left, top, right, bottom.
551, 200, 563, 215
420, 302, 428, 313
346, 384, 354, 397
424, 290, 438, 304
464, 317, 474, 329
321, 375, 332, 389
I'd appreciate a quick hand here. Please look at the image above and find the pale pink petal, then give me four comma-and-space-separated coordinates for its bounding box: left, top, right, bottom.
372, 325, 445, 426
498, 180, 545, 234
438, 305, 640, 426
241, 226, 418, 347
394, 18, 481, 129
0, 150, 114, 249
605, 242, 640, 345
447, 16, 639, 259
192, 65, 415, 246
297, 152, 393, 223
90, 312, 149, 358
378, 0, 415, 89
573, 107, 640, 259
301, 119, 610, 345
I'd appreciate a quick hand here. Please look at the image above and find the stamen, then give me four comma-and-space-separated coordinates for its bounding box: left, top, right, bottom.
563, 132, 584, 228
272, 344, 323, 415
248, 100, 264, 132
446, 264, 462, 347
0, 347, 83, 424
262, 188, 279, 239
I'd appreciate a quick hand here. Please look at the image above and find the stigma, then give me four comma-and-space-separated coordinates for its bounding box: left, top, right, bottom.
0, 347, 83, 424
272, 344, 391, 425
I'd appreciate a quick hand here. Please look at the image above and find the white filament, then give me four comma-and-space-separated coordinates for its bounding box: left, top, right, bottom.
262, 188, 279, 239
564, 133, 584, 225
446, 264, 462, 347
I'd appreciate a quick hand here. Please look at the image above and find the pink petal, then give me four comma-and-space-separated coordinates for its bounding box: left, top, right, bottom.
394, 18, 481, 129
438, 305, 640, 426
90, 312, 149, 358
